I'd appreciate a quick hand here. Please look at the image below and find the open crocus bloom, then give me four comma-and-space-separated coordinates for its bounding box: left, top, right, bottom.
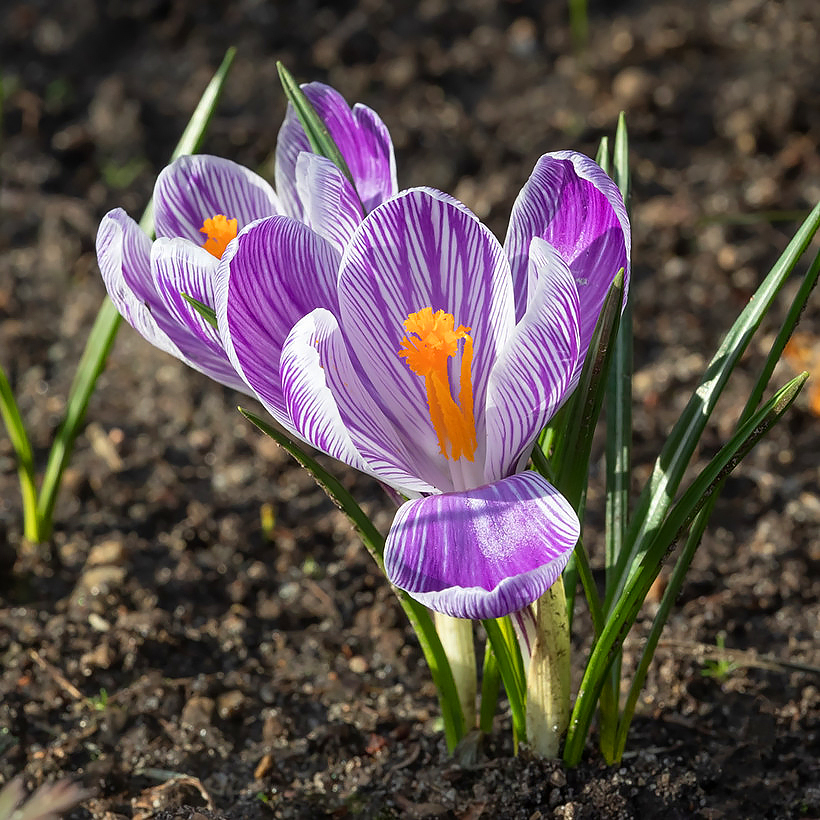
217, 155, 628, 619
96, 82, 397, 391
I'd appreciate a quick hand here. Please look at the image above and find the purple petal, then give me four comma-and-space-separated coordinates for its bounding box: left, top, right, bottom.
384, 471, 579, 620
337, 188, 515, 488
504, 151, 630, 355
484, 240, 581, 480
151, 239, 252, 393
295, 153, 363, 254
214, 216, 340, 423
96, 209, 180, 356
282, 309, 443, 493
154, 154, 281, 245
275, 82, 396, 219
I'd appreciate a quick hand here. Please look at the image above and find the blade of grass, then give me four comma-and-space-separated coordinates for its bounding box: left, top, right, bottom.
34, 48, 237, 540
606, 199, 820, 613
564, 372, 807, 765
239, 407, 466, 750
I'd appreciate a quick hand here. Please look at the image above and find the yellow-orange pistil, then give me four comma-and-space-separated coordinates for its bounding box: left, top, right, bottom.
398, 307, 477, 462
200, 214, 238, 258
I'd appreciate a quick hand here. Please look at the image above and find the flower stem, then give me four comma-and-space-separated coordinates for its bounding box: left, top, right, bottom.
526, 579, 570, 758
434, 612, 476, 730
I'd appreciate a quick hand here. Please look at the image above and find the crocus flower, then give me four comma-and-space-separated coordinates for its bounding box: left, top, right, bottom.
96, 82, 397, 391
216, 152, 629, 620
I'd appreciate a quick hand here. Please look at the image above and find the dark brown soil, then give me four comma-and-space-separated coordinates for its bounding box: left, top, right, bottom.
1, 1, 819, 818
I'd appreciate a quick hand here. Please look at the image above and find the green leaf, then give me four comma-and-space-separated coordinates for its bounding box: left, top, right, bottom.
35, 48, 237, 542
564, 372, 808, 765
605, 199, 820, 613
0, 365, 40, 541
595, 136, 610, 175
552, 271, 624, 624
553, 270, 625, 507
238, 406, 466, 750
482, 617, 527, 747
182, 294, 219, 329
598, 111, 632, 758
479, 641, 501, 735
276, 62, 358, 193
610, 245, 820, 759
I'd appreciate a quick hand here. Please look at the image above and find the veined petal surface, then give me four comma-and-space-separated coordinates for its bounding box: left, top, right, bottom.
275, 82, 396, 219
214, 216, 340, 422
154, 154, 281, 244
151, 239, 251, 393
96, 209, 180, 357
384, 471, 579, 620
295, 153, 363, 254
280, 309, 439, 493
484, 239, 581, 480
337, 188, 515, 484
504, 151, 630, 356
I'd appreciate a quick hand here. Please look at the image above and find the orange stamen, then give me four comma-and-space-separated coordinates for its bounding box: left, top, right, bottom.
398, 307, 477, 461
200, 213, 238, 258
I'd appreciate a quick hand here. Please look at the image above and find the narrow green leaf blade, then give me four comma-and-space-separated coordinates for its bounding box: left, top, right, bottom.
553, 269, 625, 508
482, 617, 527, 745
182, 294, 219, 329
595, 136, 610, 175
239, 406, 466, 749
0, 364, 40, 540
564, 371, 807, 765
36, 48, 238, 540
276, 61, 357, 190
479, 641, 501, 735
607, 199, 820, 612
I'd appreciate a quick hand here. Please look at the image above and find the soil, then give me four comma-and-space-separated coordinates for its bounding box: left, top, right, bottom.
1, 0, 819, 818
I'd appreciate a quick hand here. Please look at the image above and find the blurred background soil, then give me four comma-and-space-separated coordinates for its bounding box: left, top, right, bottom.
1, 1, 819, 818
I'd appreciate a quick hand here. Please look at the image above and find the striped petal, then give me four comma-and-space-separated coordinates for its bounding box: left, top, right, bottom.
384, 471, 579, 619
337, 188, 515, 487
214, 216, 340, 423
154, 154, 281, 244
484, 239, 581, 480
280, 309, 438, 493
275, 82, 397, 219
295, 153, 363, 254
96, 209, 180, 357
151, 238, 251, 393
504, 151, 630, 362
279, 310, 368, 470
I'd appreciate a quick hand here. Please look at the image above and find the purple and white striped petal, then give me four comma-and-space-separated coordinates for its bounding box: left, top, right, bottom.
96, 209, 180, 357
154, 154, 281, 244
151, 239, 251, 393
280, 309, 440, 493
384, 471, 579, 620
275, 82, 397, 219
279, 310, 369, 470
295, 153, 363, 255
484, 240, 581, 480
337, 188, 515, 482
214, 216, 340, 423
504, 151, 630, 356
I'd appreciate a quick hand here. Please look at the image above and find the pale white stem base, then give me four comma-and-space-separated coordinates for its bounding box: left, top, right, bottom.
525, 580, 570, 758
434, 612, 477, 729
